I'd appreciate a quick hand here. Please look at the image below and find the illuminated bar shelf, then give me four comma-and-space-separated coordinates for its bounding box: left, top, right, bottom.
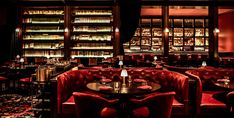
21, 7, 65, 58
71, 6, 114, 58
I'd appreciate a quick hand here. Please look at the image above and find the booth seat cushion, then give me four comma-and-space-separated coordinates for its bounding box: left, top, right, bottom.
101, 107, 118, 118
201, 91, 227, 107
19, 77, 32, 83
131, 107, 150, 118
0, 76, 7, 81
62, 96, 75, 114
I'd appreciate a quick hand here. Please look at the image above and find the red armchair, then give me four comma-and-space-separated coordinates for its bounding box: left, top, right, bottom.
72, 92, 118, 118
129, 92, 175, 118
227, 91, 234, 115
186, 68, 232, 117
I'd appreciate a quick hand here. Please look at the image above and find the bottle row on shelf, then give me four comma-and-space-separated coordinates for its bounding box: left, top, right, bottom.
23, 35, 64, 40
72, 43, 112, 49
71, 34, 112, 41
140, 19, 208, 27
23, 18, 64, 24
135, 28, 208, 37
24, 50, 64, 57
74, 10, 112, 15
71, 51, 113, 58
25, 26, 64, 32
74, 17, 112, 23
73, 26, 112, 32
23, 43, 64, 49
24, 10, 64, 15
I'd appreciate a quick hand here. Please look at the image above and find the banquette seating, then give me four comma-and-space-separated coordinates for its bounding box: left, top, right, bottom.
185, 67, 234, 117
54, 68, 190, 118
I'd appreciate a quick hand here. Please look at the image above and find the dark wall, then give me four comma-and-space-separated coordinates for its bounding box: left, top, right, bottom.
219, 11, 234, 53
0, 6, 17, 64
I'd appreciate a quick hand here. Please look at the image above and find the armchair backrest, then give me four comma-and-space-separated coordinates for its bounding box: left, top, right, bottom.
227, 91, 234, 113
131, 92, 175, 118
72, 92, 118, 118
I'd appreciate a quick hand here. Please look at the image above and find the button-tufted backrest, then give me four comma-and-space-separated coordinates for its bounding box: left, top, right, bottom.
87, 68, 189, 104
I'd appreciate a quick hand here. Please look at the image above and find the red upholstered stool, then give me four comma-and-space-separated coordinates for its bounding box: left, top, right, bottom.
0, 76, 9, 92
18, 77, 32, 94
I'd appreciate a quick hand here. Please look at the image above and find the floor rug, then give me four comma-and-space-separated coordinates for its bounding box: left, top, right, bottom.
0, 94, 33, 118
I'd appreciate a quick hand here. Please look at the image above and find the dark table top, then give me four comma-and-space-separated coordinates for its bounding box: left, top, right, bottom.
213, 79, 234, 90
86, 80, 161, 97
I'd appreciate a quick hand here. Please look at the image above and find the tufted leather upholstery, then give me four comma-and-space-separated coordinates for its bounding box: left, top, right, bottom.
56, 68, 189, 117
227, 91, 234, 114
129, 91, 175, 118
185, 67, 233, 116
73, 92, 118, 118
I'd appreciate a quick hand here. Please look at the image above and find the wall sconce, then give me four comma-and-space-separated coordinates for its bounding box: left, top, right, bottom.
64, 27, 69, 33
16, 55, 20, 59
164, 27, 169, 33
115, 27, 119, 32
213, 28, 220, 33
15, 28, 20, 33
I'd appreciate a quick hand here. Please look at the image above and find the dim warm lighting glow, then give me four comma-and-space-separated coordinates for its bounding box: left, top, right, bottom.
46, 55, 50, 59
64, 27, 69, 32
164, 27, 169, 33
154, 56, 158, 61
20, 58, 24, 63
115, 27, 119, 32
121, 69, 128, 77
16, 55, 20, 59
15, 28, 20, 32
121, 69, 128, 86
118, 60, 123, 66
202, 61, 207, 67
213, 28, 220, 33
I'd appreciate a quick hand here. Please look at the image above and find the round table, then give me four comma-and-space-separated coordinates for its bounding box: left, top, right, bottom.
86, 81, 161, 96
213, 80, 234, 90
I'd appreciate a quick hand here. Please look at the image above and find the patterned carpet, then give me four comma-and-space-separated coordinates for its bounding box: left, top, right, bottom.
0, 94, 33, 118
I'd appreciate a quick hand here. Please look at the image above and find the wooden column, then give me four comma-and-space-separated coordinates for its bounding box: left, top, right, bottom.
64, 6, 71, 60
208, 2, 219, 65
162, 5, 169, 58
113, 0, 121, 57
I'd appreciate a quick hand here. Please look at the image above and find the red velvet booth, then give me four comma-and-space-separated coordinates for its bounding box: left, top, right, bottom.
129, 91, 175, 118
54, 68, 189, 117
227, 91, 234, 115
185, 67, 234, 117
